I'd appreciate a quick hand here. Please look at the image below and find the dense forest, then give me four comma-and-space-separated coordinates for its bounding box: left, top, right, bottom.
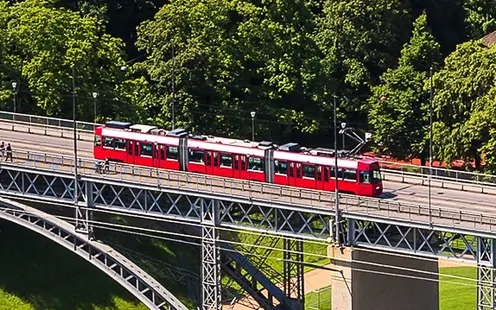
1, 0, 496, 172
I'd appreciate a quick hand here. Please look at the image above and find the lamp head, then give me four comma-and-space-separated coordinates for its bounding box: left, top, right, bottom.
250, 111, 256, 118
92, 92, 98, 99
11, 82, 17, 90
341, 122, 346, 129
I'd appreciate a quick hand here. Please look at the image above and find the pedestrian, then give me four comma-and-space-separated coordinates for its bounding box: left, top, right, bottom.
104, 157, 110, 173
5, 143, 12, 162
0, 142, 5, 158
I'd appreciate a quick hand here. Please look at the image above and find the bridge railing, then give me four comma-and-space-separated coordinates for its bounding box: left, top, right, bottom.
6, 149, 496, 234
379, 160, 496, 186
0, 110, 495, 190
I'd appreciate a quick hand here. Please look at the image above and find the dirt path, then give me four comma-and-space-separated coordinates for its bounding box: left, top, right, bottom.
224, 256, 475, 309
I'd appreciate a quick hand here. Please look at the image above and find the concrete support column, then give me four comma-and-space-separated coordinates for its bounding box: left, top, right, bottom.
329, 246, 439, 310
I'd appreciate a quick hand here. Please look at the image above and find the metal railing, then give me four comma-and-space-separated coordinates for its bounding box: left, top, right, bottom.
0, 110, 495, 192
4, 149, 496, 234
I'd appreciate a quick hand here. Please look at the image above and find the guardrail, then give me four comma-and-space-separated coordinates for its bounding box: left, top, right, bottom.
5, 149, 496, 234
0, 110, 495, 194
0, 111, 98, 141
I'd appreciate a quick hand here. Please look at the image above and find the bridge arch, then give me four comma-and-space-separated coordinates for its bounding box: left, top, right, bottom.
0, 197, 189, 310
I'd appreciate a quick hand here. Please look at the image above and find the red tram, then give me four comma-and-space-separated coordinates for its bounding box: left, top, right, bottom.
93, 121, 383, 197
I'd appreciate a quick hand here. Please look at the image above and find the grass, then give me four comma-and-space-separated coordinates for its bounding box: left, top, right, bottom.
0, 219, 198, 310
305, 286, 331, 310
302, 266, 478, 310
439, 267, 477, 310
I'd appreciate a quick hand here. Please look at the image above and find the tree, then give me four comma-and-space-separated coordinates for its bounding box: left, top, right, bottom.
431, 40, 496, 170
136, 0, 325, 143
367, 12, 441, 161
3, 0, 144, 122
315, 0, 412, 122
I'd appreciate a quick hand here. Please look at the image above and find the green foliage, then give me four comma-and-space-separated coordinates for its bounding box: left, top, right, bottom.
368, 12, 441, 160
431, 40, 496, 170
136, 0, 327, 141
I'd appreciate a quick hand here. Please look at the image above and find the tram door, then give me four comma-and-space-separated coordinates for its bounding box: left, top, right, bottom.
287, 162, 299, 187
315, 165, 330, 190
205, 151, 216, 175
233, 154, 247, 179
127, 140, 135, 164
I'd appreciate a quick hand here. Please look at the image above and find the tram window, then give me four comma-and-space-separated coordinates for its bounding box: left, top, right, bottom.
206, 151, 211, 165
189, 149, 205, 163
289, 162, 295, 177
220, 153, 232, 167
316, 166, 322, 181
331, 168, 344, 179
344, 169, 357, 181
324, 167, 330, 181
103, 137, 115, 148
296, 163, 302, 178
248, 157, 264, 171
166, 146, 179, 160
160, 145, 165, 160
127, 141, 132, 155
115, 139, 126, 150
234, 155, 239, 169
94, 136, 101, 147
241, 156, 247, 170
141, 143, 152, 156
134, 142, 139, 156
213, 152, 220, 167
275, 160, 287, 175
303, 164, 315, 179
360, 171, 371, 183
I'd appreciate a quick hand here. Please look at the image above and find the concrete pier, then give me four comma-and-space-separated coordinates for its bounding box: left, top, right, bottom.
329, 246, 439, 310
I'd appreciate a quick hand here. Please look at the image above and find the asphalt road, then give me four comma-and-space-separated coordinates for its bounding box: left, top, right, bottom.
0, 123, 495, 219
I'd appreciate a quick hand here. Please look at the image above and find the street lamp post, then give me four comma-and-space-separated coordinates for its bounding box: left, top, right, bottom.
172, 41, 176, 130
92, 92, 98, 124
72, 64, 78, 208
11, 82, 17, 113
428, 67, 433, 225
250, 111, 256, 141
11, 82, 17, 129
341, 122, 346, 151
333, 96, 340, 245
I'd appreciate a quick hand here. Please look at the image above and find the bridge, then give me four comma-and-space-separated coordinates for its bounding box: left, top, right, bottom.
1, 111, 496, 309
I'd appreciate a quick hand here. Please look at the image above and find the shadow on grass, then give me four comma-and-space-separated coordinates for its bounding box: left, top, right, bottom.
0, 220, 146, 310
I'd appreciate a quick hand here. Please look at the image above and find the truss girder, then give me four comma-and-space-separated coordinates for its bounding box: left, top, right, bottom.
478, 266, 496, 310
0, 198, 188, 310
201, 199, 221, 310
3, 166, 496, 265
282, 238, 304, 309
350, 219, 496, 265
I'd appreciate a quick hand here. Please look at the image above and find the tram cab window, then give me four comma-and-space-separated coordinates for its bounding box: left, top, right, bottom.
94, 136, 101, 147
360, 171, 371, 183
372, 169, 382, 183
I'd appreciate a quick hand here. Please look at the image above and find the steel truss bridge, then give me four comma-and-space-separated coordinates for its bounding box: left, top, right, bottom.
0, 152, 495, 309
